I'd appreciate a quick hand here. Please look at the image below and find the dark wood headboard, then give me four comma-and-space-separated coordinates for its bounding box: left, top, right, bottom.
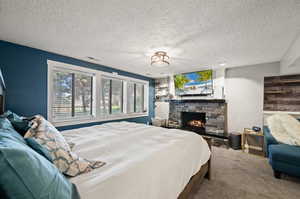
0, 95, 4, 115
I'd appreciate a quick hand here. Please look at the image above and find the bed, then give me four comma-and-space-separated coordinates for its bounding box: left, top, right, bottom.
0, 74, 211, 199
62, 121, 211, 199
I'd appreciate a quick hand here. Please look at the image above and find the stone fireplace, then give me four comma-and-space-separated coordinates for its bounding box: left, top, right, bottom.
169, 99, 228, 138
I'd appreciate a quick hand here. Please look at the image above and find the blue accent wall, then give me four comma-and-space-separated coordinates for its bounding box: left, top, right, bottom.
0, 40, 155, 130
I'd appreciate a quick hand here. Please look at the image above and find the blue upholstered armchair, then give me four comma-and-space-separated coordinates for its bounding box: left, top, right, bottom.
264, 126, 300, 179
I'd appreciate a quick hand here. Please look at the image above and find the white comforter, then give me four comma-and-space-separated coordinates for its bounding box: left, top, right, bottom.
62, 122, 211, 199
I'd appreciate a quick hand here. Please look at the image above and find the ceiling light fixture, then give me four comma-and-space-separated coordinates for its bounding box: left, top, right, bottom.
219, 62, 227, 66
151, 51, 170, 67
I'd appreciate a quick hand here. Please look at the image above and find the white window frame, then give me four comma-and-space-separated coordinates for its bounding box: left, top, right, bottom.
47, 60, 149, 127
99, 75, 125, 117
126, 80, 148, 114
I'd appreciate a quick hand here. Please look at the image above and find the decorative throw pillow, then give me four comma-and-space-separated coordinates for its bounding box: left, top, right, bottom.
68, 141, 76, 150
24, 115, 105, 177
25, 138, 53, 163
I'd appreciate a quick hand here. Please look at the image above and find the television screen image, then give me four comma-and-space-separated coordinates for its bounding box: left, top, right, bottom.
174, 70, 213, 96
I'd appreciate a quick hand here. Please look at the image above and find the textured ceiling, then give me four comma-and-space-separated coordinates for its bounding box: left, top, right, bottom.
0, 0, 300, 77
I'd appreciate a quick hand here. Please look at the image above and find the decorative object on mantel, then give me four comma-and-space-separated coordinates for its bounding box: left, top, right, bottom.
264, 74, 300, 112
151, 51, 170, 67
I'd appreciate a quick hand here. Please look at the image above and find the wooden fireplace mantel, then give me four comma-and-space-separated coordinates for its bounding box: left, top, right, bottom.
168, 99, 226, 103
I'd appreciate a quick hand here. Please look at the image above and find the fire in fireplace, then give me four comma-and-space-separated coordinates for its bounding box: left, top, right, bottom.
181, 112, 206, 134
188, 120, 205, 128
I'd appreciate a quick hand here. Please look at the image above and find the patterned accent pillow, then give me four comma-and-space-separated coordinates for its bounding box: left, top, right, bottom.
24, 115, 105, 177
68, 141, 76, 150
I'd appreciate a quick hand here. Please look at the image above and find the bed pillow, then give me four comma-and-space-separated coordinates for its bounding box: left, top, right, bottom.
4, 110, 32, 136
0, 116, 15, 130
0, 117, 26, 144
25, 137, 53, 163
0, 129, 80, 199
25, 115, 105, 177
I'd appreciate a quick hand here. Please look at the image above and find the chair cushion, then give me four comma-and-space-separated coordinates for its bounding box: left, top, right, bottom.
0, 128, 79, 199
269, 144, 300, 167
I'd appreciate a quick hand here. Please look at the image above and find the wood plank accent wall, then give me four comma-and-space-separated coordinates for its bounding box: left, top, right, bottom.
264, 74, 300, 111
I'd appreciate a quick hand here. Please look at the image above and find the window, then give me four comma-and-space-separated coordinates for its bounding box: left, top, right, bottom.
111, 79, 123, 114
127, 82, 146, 113
100, 78, 123, 115
52, 71, 72, 119
127, 82, 135, 113
48, 60, 149, 126
135, 83, 144, 113
74, 74, 93, 117
52, 70, 93, 121
100, 78, 110, 115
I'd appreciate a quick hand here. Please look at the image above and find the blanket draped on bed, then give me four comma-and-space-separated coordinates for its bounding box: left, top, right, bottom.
62, 122, 211, 199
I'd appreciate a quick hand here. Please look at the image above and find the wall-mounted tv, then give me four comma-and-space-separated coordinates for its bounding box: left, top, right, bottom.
174, 70, 213, 96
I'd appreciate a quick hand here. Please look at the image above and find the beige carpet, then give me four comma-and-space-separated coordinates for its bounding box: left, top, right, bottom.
192, 147, 300, 199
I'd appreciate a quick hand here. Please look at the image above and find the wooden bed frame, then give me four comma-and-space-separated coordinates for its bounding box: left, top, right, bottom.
178, 137, 212, 199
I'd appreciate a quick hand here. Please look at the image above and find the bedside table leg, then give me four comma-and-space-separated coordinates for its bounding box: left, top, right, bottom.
241, 133, 244, 152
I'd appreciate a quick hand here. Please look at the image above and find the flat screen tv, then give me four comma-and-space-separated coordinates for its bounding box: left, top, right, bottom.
174, 70, 213, 96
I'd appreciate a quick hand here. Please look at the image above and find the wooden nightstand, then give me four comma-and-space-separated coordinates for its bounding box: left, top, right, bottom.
242, 128, 264, 156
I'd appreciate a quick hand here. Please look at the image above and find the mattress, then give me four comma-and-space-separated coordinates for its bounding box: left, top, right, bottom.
62, 122, 211, 199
